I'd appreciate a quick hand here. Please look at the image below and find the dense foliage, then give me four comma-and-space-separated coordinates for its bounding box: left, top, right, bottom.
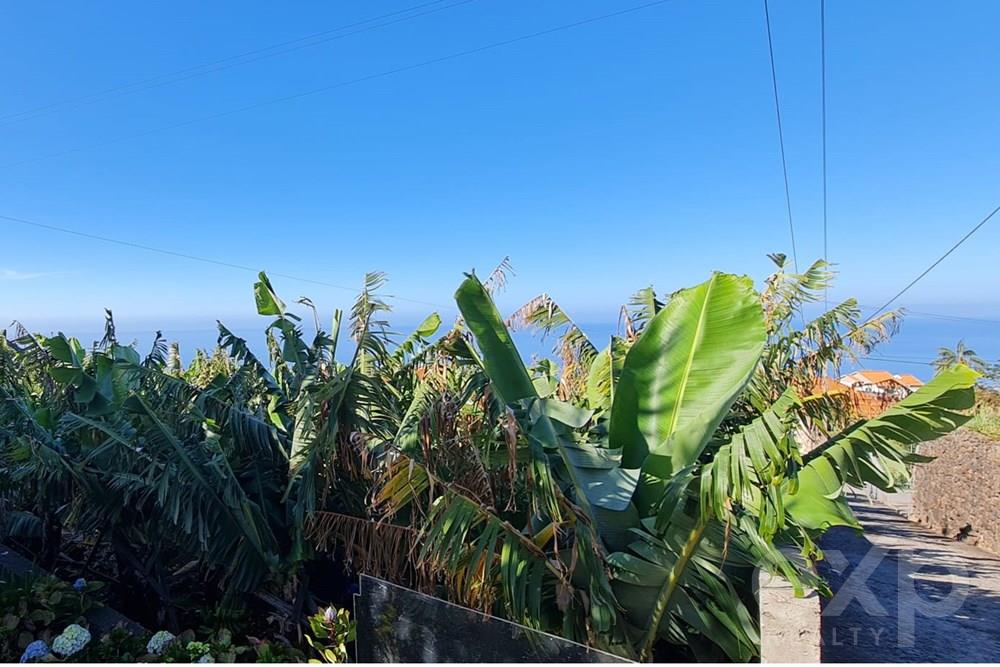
0, 258, 976, 662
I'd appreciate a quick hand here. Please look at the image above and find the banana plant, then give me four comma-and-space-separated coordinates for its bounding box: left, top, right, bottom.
381, 269, 978, 661
0, 271, 417, 627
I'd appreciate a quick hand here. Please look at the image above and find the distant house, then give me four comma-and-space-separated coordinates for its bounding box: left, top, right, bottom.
893, 373, 925, 392
838, 370, 924, 400
812, 377, 850, 395
810, 370, 924, 421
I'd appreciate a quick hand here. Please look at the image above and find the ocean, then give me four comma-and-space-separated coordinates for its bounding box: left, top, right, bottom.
32, 312, 998, 383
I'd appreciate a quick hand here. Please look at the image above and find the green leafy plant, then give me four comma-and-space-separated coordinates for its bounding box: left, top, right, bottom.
135, 627, 303, 663
305, 606, 355, 663
0, 574, 101, 662
377, 268, 975, 661
935, 340, 988, 373
80, 625, 149, 663
0, 271, 404, 629
0, 258, 976, 663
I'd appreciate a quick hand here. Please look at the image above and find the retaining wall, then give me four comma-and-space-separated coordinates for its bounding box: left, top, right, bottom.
912, 429, 1000, 555
0, 543, 147, 636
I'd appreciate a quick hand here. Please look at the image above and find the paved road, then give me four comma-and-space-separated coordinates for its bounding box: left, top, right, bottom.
819, 499, 1000, 662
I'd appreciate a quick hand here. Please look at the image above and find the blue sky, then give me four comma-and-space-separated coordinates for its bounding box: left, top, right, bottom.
2, 0, 998, 371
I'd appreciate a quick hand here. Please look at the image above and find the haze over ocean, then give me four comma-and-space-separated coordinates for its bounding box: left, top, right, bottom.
30, 311, 999, 382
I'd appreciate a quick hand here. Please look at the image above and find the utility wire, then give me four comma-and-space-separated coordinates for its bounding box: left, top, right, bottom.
0, 0, 476, 127
865, 203, 1000, 320
860, 355, 934, 367
763, 0, 799, 273
0, 213, 456, 312
855, 304, 1000, 326
5, 0, 676, 169
820, 0, 828, 310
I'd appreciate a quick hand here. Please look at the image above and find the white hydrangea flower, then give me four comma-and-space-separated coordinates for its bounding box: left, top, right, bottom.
146, 630, 176, 656
51, 624, 92, 657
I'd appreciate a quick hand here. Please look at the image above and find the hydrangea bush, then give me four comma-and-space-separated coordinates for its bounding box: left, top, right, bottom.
146, 630, 176, 656
0, 575, 100, 663
19, 640, 50, 663
51, 624, 91, 657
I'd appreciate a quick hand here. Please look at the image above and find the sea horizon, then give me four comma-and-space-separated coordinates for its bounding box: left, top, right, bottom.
13, 312, 997, 383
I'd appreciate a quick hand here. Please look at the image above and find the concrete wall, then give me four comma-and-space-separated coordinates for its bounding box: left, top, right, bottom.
912, 429, 1000, 555
758, 571, 822, 663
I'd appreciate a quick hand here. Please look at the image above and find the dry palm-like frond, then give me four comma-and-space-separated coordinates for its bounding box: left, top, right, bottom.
508, 293, 598, 402
98, 309, 117, 351
507, 294, 586, 345
772, 299, 901, 383
217, 322, 281, 397
144, 331, 169, 369
390, 376, 496, 508
440, 435, 496, 510
306, 511, 434, 591
748, 257, 903, 422
760, 256, 832, 332
623, 286, 663, 337
482, 256, 514, 296
332, 429, 375, 485
377, 453, 567, 618
495, 409, 520, 510
7, 322, 59, 394
351, 272, 393, 375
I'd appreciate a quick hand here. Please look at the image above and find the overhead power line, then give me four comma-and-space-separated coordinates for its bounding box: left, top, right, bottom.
5, 0, 676, 169
854, 304, 1000, 326
763, 0, 799, 273
819, 0, 828, 309
865, 203, 1000, 320
860, 355, 935, 368
0, 213, 456, 312
0, 0, 478, 127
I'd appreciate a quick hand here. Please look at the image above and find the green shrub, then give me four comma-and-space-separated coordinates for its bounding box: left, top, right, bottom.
0, 574, 101, 662
305, 606, 355, 663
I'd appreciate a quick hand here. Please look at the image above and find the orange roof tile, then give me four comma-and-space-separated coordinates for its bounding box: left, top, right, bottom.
856, 370, 894, 384
813, 377, 849, 394
894, 373, 924, 387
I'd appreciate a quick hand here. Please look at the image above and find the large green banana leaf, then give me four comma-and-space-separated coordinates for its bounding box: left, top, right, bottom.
607, 273, 765, 511
783, 364, 977, 530
586, 337, 629, 412
612, 273, 766, 472
455, 274, 536, 405
612, 408, 805, 663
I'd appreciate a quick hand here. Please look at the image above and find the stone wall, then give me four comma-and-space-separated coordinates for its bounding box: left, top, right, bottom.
912, 429, 1000, 555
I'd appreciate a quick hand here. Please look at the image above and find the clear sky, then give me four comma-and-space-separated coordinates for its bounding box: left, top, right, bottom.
2, 1, 999, 365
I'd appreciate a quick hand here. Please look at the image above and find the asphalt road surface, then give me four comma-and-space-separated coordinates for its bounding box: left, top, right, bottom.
819, 500, 1000, 662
